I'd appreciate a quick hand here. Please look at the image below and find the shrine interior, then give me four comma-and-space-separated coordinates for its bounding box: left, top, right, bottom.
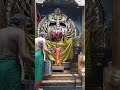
35, 0, 85, 89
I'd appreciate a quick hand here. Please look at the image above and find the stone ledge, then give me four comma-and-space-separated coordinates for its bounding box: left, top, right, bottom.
42, 79, 81, 83
52, 65, 64, 71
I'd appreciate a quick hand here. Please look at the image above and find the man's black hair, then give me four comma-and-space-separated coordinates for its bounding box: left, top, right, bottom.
9, 13, 30, 26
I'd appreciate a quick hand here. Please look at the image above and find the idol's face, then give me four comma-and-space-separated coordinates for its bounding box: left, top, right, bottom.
38, 8, 77, 41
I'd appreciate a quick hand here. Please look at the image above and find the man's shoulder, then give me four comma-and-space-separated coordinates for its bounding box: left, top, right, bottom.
38, 37, 45, 40
8, 27, 25, 37
10, 27, 25, 35
0, 27, 23, 32
0, 27, 8, 31
0, 26, 22, 32
36, 37, 45, 42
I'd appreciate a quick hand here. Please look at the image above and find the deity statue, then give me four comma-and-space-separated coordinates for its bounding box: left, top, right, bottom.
37, 8, 78, 63
37, 8, 77, 41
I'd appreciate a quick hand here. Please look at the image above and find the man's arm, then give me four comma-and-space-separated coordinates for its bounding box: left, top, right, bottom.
18, 29, 34, 63
42, 38, 50, 54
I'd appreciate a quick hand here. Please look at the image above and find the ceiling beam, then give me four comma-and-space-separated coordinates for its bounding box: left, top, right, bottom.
35, 0, 85, 6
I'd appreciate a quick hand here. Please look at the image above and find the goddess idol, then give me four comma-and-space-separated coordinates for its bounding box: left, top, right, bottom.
37, 8, 78, 65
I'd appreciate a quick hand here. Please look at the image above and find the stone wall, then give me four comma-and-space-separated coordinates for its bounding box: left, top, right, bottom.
104, 0, 120, 90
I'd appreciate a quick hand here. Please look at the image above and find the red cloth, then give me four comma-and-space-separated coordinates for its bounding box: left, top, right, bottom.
55, 47, 60, 65
35, 80, 42, 86
37, 11, 42, 22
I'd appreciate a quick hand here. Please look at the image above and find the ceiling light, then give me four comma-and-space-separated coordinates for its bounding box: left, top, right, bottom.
35, 0, 45, 3
74, 0, 85, 6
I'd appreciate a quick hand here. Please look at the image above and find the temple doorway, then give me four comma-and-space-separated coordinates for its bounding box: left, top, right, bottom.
35, 0, 85, 89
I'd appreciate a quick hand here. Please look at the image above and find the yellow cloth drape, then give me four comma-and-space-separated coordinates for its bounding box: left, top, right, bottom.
46, 38, 73, 62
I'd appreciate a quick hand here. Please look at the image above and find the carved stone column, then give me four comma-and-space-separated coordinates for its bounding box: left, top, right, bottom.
112, 0, 120, 69
104, 0, 120, 90
78, 7, 85, 76
35, 1, 37, 37
111, 0, 120, 89
0, 0, 5, 28
82, 9, 85, 55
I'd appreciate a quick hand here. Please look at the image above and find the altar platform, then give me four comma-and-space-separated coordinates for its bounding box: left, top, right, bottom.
52, 65, 64, 71
51, 62, 71, 71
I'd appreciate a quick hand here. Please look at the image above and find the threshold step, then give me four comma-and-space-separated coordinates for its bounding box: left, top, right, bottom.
51, 74, 79, 77
42, 79, 81, 83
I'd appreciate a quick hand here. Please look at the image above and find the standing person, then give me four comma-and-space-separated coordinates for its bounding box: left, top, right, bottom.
35, 31, 50, 90
0, 13, 34, 90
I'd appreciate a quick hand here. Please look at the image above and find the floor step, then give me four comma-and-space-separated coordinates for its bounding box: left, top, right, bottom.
52, 65, 64, 71
42, 79, 81, 83
41, 82, 81, 87
43, 74, 80, 80
41, 69, 82, 87
62, 62, 70, 69
51, 73, 79, 76
42, 73, 81, 87
40, 86, 84, 90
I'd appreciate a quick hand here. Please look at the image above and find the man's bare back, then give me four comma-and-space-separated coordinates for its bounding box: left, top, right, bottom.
0, 13, 34, 90
0, 26, 32, 62
0, 27, 20, 57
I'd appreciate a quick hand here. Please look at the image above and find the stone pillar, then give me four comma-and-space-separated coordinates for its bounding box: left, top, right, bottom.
112, 0, 120, 69
104, 0, 120, 90
111, 0, 120, 89
78, 7, 85, 74
0, 0, 5, 28
82, 8, 85, 55
35, 1, 37, 37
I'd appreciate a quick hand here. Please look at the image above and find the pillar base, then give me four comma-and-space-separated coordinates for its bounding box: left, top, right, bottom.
103, 67, 120, 90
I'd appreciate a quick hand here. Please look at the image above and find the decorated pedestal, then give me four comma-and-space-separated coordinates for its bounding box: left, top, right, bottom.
52, 65, 64, 71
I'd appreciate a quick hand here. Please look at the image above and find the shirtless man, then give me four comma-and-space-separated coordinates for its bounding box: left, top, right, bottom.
0, 13, 33, 90
35, 31, 50, 90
